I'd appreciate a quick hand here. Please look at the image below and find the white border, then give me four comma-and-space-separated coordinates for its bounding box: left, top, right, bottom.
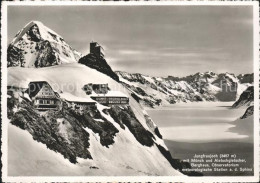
1, 1, 259, 182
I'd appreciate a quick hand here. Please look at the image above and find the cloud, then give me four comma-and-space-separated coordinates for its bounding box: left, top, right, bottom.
112, 47, 225, 63
105, 57, 119, 63
118, 50, 142, 55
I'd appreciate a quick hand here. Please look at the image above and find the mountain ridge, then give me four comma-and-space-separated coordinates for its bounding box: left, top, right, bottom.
116, 71, 253, 108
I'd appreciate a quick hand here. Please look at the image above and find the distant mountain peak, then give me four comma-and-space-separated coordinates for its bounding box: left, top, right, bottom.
205, 71, 216, 75
8, 20, 82, 68
11, 21, 62, 44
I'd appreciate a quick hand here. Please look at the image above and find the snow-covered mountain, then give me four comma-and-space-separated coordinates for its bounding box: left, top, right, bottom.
7, 63, 189, 176
116, 71, 253, 108
6, 21, 194, 176
7, 21, 82, 68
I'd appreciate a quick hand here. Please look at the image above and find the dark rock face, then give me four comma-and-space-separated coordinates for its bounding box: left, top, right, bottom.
154, 127, 163, 139
211, 74, 238, 101
34, 40, 61, 67
240, 106, 254, 119
28, 24, 41, 42
79, 53, 119, 82
237, 74, 254, 84
106, 105, 154, 147
7, 46, 25, 67
156, 144, 203, 176
69, 106, 119, 147
232, 86, 254, 108
7, 94, 120, 163
8, 97, 91, 163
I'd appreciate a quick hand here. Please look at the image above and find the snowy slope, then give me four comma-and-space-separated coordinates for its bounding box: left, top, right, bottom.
8, 21, 82, 68
7, 63, 182, 176
9, 122, 181, 176
116, 71, 253, 108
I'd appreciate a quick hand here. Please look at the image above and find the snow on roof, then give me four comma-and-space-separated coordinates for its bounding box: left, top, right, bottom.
60, 92, 96, 103
91, 90, 128, 98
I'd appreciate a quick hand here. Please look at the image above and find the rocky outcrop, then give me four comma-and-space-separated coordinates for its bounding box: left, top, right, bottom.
106, 105, 154, 146
8, 21, 81, 68
7, 46, 25, 67
7, 89, 194, 175
240, 106, 254, 119
237, 73, 254, 84
232, 86, 254, 108
156, 144, 202, 176
79, 53, 119, 82
232, 86, 254, 120
7, 93, 119, 163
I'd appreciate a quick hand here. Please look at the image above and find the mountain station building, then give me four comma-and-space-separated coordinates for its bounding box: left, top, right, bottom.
90, 41, 105, 58
26, 81, 61, 111
83, 83, 129, 106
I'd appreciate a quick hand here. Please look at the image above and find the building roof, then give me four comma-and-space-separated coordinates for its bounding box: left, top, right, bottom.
60, 92, 96, 103
26, 81, 60, 99
91, 90, 128, 98
91, 41, 104, 51
27, 81, 49, 98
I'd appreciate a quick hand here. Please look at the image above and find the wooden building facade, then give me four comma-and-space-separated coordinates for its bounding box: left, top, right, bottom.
26, 81, 61, 111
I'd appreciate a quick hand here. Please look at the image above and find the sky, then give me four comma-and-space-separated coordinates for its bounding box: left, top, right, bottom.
8, 5, 254, 77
